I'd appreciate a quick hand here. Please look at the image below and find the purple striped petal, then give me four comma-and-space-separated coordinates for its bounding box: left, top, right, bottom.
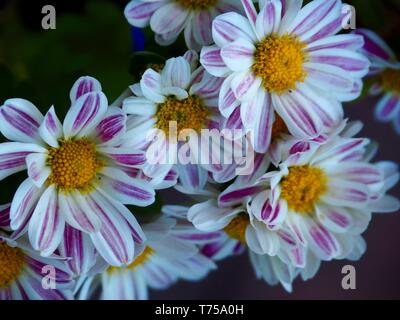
375, 94, 400, 122
70, 76, 102, 104
212, 12, 256, 47
59, 191, 101, 233
0, 204, 10, 228
200, 45, 230, 77
28, 185, 65, 256
0, 99, 43, 143
124, 0, 163, 28
63, 92, 108, 138
100, 147, 146, 167
0, 142, 45, 180
59, 225, 97, 276
10, 178, 44, 232
219, 184, 264, 207
94, 107, 127, 145
38, 106, 63, 148
100, 167, 155, 207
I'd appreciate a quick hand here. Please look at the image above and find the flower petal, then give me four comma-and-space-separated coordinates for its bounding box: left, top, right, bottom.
70, 76, 102, 104
100, 167, 155, 207
93, 107, 127, 146
212, 12, 256, 47
63, 92, 108, 138
28, 185, 64, 256
124, 0, 163, 28
200, 45, 230, 77
150, 3, 189, 35
26, 153, 50, 188
38, 106, 63, 148
0, 99, 43, 143
0, 142, 45, 180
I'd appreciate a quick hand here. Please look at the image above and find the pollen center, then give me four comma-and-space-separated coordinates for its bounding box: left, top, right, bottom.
47, 139, 102, 191
176, 0, 218, 10
107, 247, 154, 274
224, 213, 249, 244
381, 69, 400, 93
280, 166, 327, 214
156, 96, 210, 136
253, 34, 308, 94
0, 241, 25, 288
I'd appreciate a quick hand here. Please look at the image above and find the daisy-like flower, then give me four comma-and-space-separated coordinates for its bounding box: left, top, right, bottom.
201, 0, 369, 152
124, 0, 243, 50
215, 124, 399, 263
0, 76, 156, 267
122, 51, 226, 183
353, 29, 400, 133
185, 120, 399, 290
0, 206, 73, 300
79, 210, 216, 300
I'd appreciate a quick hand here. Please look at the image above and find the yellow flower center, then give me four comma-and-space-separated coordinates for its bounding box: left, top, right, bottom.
107, 247, 154, 274
253, 34, 308, 94
280, 166, 327, 214
0, 241, 25, 289
380, 69, 400, 94
47, 139, 103, 192
155, 96, 210, 136
224, 214, 249, 244
271, 114, 288, 141
176, 0, 218, 10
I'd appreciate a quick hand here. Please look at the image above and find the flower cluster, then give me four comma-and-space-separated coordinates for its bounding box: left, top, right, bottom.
0, 0, 399, 300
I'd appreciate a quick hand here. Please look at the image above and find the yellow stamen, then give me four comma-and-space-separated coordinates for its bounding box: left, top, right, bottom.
271, 114, 288, 141
155, 96, 210, 136
0, 241, 25, 289
224, 214, 249, 244
380, 69, 400, 94
107, 247, 154, 274
253, 34, 308, 94
280, 166, 327, 214
176, 0, 218, 10
47, 139, 103, 192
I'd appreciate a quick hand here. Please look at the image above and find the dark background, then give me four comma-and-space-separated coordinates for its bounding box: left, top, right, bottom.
0, 0, 399, 299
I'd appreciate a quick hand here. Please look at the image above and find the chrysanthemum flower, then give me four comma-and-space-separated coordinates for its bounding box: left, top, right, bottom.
0, 207, 73, 300
201, 0, 369, 152
184, 121, 399, 290
0, 76, 156, 266
217, 125, 399, 262
122, 51, 226, 183
124, 0, 243, 50
353, 29, 400, 133
79, 210, 216, 300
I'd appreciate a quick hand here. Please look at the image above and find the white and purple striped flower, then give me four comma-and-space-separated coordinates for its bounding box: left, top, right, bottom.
218, 127, 399, 263
124, 0, 243, 50
201, 0, 369, 153
122, 51, 226, 185
79, 210, 216, 300
0, 76, 156, 267
353, 29, 400, 134
0, 209, 73, 300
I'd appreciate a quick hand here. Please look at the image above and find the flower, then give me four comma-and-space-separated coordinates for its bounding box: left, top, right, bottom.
353, 29, 400, 134
184, 120, 399, 290
124, 0, 243, 50
0, 206, 73, 300
79, 209, 216, 300
0, 76, 156, 266
122, 51, 226, 184
201, 0, 369, 152
217, 123, 399, 262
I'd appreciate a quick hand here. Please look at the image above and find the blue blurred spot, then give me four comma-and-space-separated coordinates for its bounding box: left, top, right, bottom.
131, 27, 145, 52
